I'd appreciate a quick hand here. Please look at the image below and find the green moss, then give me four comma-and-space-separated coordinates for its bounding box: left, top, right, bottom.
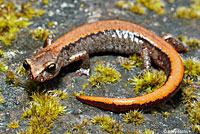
123, 110, 144, 126
30, 28, 51, 41
150, 110, 157, 116
174, 7, 200, 19
115, 0, 163, 15
135, 0, 164, 15
89, 64, 121, 87
19, 90, 66, 134
177, 35, 187, 43
52, 90, 68, 100
177, 36, 200, 50
129, 54, 142, 67
174, 0, 200, 19
115, 1, 131, 9
72, 91, 85, 97
162, 111, 170, 118
121, 61, 134, 71
92, 116, 122, 133
21, 2, 45, 20
191, 124, 200, 134
186, 39, 200, 50
0, 1, 45, 45
47, 21, 55, 28
188, 101, 200, 124
0, 95, 3, 104
64, 132, 72, 134
144, 129, 154, 134
183, 59, 200, 80
167, 0, 174, 4
5, 71, 16, 84
7, 121, 19, 129
0, 62, 6, 73
121, 54, 143, 71
5, 70, 21, 86
181, 87, 196, 106
0, 0, 3, 5
129, 71, 166, 95
0, 50, 4, 58
129, 4, 146, 15
42, 0, 48, 5
181, 86, 200, 133
17, 66, 26, 76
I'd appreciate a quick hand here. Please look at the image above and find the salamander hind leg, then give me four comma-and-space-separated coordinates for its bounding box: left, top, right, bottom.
162, 34, 189, 52
137, 47, 152, 77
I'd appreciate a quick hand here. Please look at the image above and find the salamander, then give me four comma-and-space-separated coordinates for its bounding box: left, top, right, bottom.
23, 20, 187, 112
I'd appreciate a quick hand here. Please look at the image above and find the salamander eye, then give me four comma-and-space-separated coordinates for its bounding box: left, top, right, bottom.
23, 60, 30, 70
47, 63, 56, 72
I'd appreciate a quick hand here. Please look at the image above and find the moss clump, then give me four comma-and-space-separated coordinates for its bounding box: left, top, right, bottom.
121, 61, 134, 71
42, 0, 48, 5
162, 111, 170, 118
19, 90, 66, 134
0, 88, 2, 104
150, 110, 157, 116
178, 36, 200, 50
129, 71, 166, 95
191, 124, 200, 134
92, 116, 122, 133
115, 1, 131, 10
186, 39, 200, 50
135, 0, 164, 14
0, 50, 4, 58
89, 64, 121, 87
174, 7, 200, 19
0, 62, 6, 73
129, 4, 146, 15
167, 0, 174, 4
47, 21, 55, 28
21, 2, 45, 20
72, 91, 85, 97
115, 1, 146, 15
144, 129, 155, 134
123, 110, 144, 125
5, 71, 16, 84
183, 59, 200, 80
7, 121, 19, 129
0, 1, 45, 45
181, 86, 200, 133
5, 71, 21, 86
121, 54, 142, 71
17, 66, 26, 76
129, 54, 142, 67
188, 101, 200, 133
30, 28, 51, 41
115, 0, 164, 15
174, 0, 200, 19
181, 87, 197, 108
0, 95, 3, 104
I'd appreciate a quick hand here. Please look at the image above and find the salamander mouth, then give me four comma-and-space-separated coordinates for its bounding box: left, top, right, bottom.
26, 70, 45, 82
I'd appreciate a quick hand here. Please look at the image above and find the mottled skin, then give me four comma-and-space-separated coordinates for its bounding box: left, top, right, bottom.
24, 20, 187, 112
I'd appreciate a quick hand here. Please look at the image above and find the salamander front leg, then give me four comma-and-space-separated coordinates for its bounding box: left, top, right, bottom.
162, 34, 189, 52
76, 54, 90, 76
43, 35, 54, 48
69, 51, 90, 76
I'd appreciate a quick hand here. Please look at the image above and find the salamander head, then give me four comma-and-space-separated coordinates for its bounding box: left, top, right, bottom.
23, 49, 63, 82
